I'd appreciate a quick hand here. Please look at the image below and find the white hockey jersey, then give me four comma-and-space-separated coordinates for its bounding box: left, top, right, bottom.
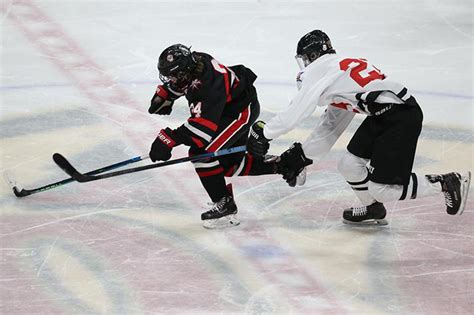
263, 53, 414, 160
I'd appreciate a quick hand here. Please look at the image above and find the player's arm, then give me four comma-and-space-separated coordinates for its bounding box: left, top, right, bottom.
263, 69, 338, 140
248, 68, 333, 157
148, 84, 184, 115
302, 105, 355, 160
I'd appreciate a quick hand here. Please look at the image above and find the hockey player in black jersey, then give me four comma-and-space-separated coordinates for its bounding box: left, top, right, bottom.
247, 30, 471, 225
148, 44, 300, 228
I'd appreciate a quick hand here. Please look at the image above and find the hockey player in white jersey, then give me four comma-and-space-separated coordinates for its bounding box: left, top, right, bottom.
248, 30, 471, 225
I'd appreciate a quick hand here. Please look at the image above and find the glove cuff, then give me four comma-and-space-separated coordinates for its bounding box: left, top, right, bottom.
156, 128, 177, 148
251, 120, 272, 142
155, 85, 169, 100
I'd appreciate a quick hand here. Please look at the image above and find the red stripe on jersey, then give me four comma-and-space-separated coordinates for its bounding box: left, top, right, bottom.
225, 166, 235, 177
191, 136, 205, 148
197, 167, 224, 178
214, 61, 232, 103
223, 70, 231, 102
188, 117, 218, 132
232, 78, 240, 89
243, 153, 253, 176
206, 105, 251, 152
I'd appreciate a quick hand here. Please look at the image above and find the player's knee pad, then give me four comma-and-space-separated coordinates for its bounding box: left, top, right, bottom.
338, 151, 369, 181
368, 181, 403, 202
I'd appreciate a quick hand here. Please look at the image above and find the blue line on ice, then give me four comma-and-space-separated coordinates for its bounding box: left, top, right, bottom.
1, 80, 473, 100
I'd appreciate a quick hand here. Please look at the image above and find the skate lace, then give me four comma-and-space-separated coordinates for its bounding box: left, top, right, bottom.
352, 206, 368, 216
208, 197, 227, 214
443, 192, 453, 208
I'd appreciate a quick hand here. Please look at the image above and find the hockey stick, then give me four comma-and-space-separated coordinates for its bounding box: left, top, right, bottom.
53, 145, 246, 183
7, 155, 148, 197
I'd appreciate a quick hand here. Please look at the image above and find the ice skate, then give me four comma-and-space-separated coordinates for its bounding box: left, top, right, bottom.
426, 171, 471, 215
342, 202, 388, 225
201, 184, 240, 229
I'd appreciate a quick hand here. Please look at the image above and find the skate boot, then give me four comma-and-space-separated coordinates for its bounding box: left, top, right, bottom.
201, 185, 240, 229
426, 171, 471, 215
342, 202, 388, 225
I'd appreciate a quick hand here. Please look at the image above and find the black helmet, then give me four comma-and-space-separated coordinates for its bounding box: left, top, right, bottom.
158, 44, 197, 91
295, 30, 335, 69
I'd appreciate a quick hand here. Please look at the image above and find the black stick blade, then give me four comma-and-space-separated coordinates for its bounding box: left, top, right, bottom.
13, 186, 29, 197
52, 153, 89, 182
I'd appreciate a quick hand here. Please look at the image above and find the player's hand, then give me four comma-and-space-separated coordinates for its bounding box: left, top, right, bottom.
247, 121, 271, 157
149, 128, 176, 162
279, 143, 313, 187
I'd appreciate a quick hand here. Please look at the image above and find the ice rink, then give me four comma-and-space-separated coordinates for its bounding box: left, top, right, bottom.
1, 0, 473, 314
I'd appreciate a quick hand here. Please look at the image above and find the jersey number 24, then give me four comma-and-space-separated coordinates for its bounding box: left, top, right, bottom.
339, 58, 385, 87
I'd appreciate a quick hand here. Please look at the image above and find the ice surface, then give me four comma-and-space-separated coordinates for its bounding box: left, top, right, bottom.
1, 0, 473, 314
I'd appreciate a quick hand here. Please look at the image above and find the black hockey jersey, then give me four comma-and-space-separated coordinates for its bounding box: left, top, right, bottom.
164, 52, 257, 151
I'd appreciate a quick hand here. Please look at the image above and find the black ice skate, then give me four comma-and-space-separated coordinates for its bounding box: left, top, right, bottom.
201, 185, 240, 229
342, 202, 388, 226
426, 171, 471, 215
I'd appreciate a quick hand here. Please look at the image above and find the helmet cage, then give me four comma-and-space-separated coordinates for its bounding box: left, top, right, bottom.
158, 44, 196, 91
295, 54, 312, 70
159, 70, 192, 90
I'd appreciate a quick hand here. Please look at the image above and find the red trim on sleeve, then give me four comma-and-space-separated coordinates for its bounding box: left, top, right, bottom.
330, 102, 360, 113
330, 102, 349, 110
197, 167, 224, 178
188, 117, 218, 132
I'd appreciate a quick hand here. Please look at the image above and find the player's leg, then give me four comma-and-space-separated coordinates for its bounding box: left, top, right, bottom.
366, 104, 470, 215
343, 104, 423, 224
215, 100, 300, 181
338, 116, 388, 224
197, 99, 261, 228
220, 143, 280, 177
368, 172, 471, 215
191, 145, 239, 229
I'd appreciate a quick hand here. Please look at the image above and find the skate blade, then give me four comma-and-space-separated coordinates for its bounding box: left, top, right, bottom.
457, 171, 471, 216
202, 214, 240, 229
343, 218, 388, 226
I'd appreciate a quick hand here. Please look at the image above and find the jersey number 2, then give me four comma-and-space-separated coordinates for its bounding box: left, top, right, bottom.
339, 58, 385, 87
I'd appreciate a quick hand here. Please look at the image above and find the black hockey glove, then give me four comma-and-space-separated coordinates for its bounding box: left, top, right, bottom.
149, 95, 174, 115
149, 85, 175, 115
279, 143, 313, 187
149, 128, 177, 162
247, 121, 271, 158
